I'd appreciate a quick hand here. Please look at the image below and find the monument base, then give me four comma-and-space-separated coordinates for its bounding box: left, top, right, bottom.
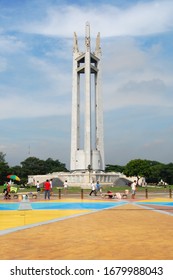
28, 171, 132, 188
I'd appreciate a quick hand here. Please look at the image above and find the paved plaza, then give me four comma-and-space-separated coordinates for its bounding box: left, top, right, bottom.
0, 196, 173, 260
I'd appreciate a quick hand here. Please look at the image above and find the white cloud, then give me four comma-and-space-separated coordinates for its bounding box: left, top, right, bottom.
103, 38, 148, 74
0, 92, 71, 120
15, 1, 173, 37
0, 34, 26, 53
100, 36, 173, 112
0, 57, 7, 72
103, 79, 173, 112
29, 56, 72, 96
1, 0, 173, 166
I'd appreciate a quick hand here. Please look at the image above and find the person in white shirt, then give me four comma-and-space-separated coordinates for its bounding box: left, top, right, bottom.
131, 180, 137, 199
50, 179, 53, 189
89, 181, 96, 196
63, 180, 68, 189
36, 181, 40, 192
63, 180, 68, 195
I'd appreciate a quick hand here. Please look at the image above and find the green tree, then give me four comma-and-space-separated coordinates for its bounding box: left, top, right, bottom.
20, 156, 68, 178
160, 163, 173, 185
123, 159, 173, 184
8, 165, 25, 184
0, 152, 6, 163
148, 163, 164, 183
123, 159, 152, 178
105, 164, 125, 173
44, 158, 68, 173
0, 152, 9, 185
21, 157, 47, 177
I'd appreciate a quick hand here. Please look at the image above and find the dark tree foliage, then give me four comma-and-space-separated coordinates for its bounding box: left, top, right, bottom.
105, 164, 125, 173
160, 163, 173, 185
0, 151, 173, 185
123, 159, 173, 184
0, 152, 6, 163
21, 157, 46, 176
20, 157, 68, 178
44, 158, 68, 173
147, 163, 165, 183
0, 152, 9, 185
124, 159, 151, 177
0, 155, 68, 184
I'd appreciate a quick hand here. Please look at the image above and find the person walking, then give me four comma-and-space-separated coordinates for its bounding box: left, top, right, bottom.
131, 180, 137, 199
96, 181, 101, 194
44, 179, 51, 200
89, 181, 96, 196
36, 181, 40, 192
3, 182, 11, 199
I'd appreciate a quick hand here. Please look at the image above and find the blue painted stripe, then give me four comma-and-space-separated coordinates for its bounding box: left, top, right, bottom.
136, 202, 173, 207
0, 201, 127, 211
31, 201, 127, 210
0, 203, 20, 210
132, 202, 173, 217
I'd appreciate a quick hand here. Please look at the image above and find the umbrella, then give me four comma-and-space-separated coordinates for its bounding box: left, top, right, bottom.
7, 175, 20, 181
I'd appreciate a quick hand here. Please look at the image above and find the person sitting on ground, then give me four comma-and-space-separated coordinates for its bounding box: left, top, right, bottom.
107, 190, 113, 199
115, 192, 122, 199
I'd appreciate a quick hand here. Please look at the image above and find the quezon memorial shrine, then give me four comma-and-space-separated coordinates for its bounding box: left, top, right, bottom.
28, 22, 135, 187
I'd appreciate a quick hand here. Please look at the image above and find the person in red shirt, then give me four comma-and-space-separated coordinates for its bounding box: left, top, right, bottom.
44, 179, 51, 199
107, 190, 113, 199
3, 182, 11, 199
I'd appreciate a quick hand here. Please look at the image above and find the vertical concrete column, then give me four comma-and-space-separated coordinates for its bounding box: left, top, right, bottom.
84, 22, 91, 169
70, 33, 80, 170
70, 23, 105, 171
95, 33, 105, 170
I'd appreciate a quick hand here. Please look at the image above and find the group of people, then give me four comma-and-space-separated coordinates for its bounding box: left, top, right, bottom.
36, 179, 53, 193
89, 179, 137, 199
38, 178, 137, 199
36, 179, 68, 200
89, 181, 102, 196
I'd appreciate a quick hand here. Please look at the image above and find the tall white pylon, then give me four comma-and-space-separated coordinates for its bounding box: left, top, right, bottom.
70, 22, 105, 171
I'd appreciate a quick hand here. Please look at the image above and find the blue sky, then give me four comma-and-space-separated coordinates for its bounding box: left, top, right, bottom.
0, 0, 173, 168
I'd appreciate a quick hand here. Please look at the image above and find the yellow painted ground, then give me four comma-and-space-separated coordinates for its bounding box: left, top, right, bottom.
0, 202, 173, 260
0, 197, 172, 231
0, 209, 91, 230
138, 197, 173, 202
0, 198, 117, 231
1, 197, 173, 259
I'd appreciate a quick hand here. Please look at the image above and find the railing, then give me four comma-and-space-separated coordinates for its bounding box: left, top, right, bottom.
144, 186, 172, 199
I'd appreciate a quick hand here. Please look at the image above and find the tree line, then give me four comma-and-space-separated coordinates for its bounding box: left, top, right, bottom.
0, 152, 67, 185
0, 152, 173, 185
105, 159, 173, 185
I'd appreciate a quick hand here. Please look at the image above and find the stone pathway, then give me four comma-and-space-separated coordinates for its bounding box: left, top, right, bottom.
0, 198, 173, 260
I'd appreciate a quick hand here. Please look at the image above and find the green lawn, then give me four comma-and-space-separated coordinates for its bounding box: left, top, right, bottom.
0, 184, 172, 195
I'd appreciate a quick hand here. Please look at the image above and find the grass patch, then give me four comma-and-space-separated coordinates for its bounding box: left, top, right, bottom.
0, 185, 172, 195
